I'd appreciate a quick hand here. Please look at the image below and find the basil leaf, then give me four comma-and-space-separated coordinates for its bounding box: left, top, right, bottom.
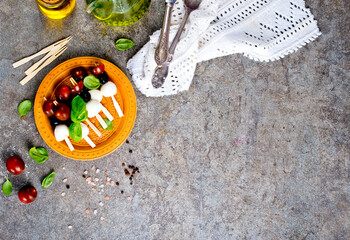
29, 147, 49, 164
71, 96, 88, 122
83, 75, 100, 90
18, 100, 32, 118
100, 118, 114, 130
69, 122, 82, 142
2, 176, 12, 196
42, 171, 55, 190
115, 38, 134, 51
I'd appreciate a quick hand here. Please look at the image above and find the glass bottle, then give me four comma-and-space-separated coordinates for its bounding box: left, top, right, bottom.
85, 0, 151, 27
36, 0, 76, 19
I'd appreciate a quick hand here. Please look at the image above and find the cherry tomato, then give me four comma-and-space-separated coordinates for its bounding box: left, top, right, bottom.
71, 67, 87, 81
6, 156, 25, 175
55, 85, 71, 101
54, 103, 70, 121
43, 100, 55, 117
18, 186, 37, 204
92, 64, 105, 76
71, 81, 84, 95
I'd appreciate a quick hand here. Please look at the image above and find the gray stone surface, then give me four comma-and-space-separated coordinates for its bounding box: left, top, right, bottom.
0, 0, 349, 239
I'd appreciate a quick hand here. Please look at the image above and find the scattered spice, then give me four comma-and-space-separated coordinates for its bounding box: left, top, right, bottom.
130, 182, 133, 185
105, 170, 108, 174
100, 217, 104, 221
82, 175, 86, 178
129, 149, 133, 154
92, 188, 96, 191
124, 169, 130, 177
126, 140, 129, 144
127, 196, 131, 200
86, 177, 92, 182
106, 177, 111, 181
116, 182, 119, 186
105, 196, 109, 200
66, 185, 70, 189
121, 190, 124, 194
110, 181, 115, 185
62, 178, 67, 183
85, 209, 89, 214
122, 163, 125, 167
84, 170, 88, 174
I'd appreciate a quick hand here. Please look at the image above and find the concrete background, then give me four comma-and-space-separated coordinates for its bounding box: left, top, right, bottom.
0, 0, 349, 239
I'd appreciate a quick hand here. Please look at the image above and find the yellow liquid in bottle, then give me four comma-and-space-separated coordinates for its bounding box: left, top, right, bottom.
36, 0, 76, 19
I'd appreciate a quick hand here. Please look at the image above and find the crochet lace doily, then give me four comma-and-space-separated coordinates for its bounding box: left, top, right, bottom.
127, 0, 321, 97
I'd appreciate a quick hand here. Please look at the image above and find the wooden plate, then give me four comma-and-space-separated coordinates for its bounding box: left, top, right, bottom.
34, 57, 137, 160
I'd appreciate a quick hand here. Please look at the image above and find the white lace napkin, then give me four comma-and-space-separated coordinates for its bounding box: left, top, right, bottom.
127, 0, 321, 97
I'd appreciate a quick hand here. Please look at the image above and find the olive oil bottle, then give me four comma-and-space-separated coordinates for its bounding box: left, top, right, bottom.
86, 0, 150, 27
36, 0, 76, 19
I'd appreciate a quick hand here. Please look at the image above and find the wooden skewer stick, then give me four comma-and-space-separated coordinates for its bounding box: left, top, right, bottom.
85, 119, 102, 137
96, 114, 108, 129
20, 46, 67, 86
24, 41, 67, 76
64, 136, 75, 151
101, 106, 114, 121
13, 35, 71, 68
111, 95, 124, 117
84, 136, 96, 148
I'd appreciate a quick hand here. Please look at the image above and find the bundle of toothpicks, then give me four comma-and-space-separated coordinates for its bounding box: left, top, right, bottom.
13, 36, 71, 86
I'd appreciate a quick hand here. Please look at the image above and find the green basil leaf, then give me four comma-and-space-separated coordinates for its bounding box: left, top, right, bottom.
71, 96, 88, 122
2, 176, 12, 196
29, 147, 49, 164
83, 75, 101, 90
115, 38, 134, 51
100, 118, 114, 130
18, 100, 32, 118
69, 122, 82, 142
42, 171, 55, 190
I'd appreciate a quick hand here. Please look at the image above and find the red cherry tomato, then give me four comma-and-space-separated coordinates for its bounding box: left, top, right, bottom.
6, 156, 25, 175
71, 67, 87, 81
71, 81, 84, 95
92, 64, 105, 76
55, 85, 71, 101
54, 103, 70, 121
43, 100, 55, 117
18, 187, 37, 204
